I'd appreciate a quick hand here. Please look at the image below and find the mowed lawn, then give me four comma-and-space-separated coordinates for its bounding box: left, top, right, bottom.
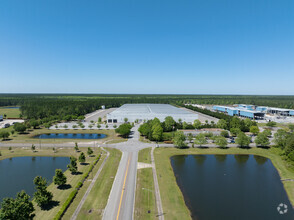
134, 147, 157, 220
0, 107, 21, 118
154, 147, 294, 220
74, 148, 122, 220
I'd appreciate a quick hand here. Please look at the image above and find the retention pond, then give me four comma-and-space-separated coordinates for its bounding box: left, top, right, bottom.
171, 154, 294, 220
0, 156, 69, 203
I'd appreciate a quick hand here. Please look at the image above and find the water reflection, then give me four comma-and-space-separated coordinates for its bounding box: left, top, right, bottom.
193, 155, 206, 165
254, 155, 268, 165
234, 155, 249, 163
214, 154, 227, 162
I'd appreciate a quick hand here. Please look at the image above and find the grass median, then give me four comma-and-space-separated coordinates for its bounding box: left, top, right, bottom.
75, 148, 122, 220
154, 147, 294, 220
134, 147, 156, 220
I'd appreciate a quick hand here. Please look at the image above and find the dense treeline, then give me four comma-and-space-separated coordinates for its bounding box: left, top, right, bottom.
0, 94, 294, 121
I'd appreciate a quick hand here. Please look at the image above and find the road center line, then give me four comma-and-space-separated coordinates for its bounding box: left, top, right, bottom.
116, 155, 131, 220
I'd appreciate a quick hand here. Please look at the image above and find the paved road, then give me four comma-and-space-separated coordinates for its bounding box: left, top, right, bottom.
102, 125, 152, 220
85, 108, 116, 122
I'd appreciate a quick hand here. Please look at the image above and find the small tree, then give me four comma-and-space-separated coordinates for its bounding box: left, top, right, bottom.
0, 190, 35, 219
173, 131, 186, 148
263, 129, 272, 137
14, 123, 26, 133
33, 176, 53, 208
266, 121, 276, 127
187, 133, 193, 143
194, 133, 208, 147
87, 147, 93, 156
220, 130, 229, 138
90, 120, 94, 124
255, 132, 270, 147
230, 128, 241, 137
113, 125, 117, 128
0, 131, 10, 140
124, 118, 128, 123
106, 125, 109, 129
215, 136, 228, 148
53, 169, 67, 187
89, 125, 93, 129
288, 124, 294, 132
236, 132, 251, 147
97, 124, 101, 129
9, 147, 12, 151
193, 120, 202, 129
67, 157, 78, 174
115, 123, 132, 138
250, 126, 260, 136
31, 144, 36, 152
79, 152, 86, 164
98, 117, 102, 123
74, 143, 79, 152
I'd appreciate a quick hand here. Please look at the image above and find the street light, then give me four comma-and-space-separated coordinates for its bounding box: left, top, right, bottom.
142, 188, 153, 214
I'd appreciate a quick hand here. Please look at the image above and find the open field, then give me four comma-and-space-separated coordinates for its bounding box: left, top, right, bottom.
73, 148, 121, 220
0, 147, 102, 219
135, 147, 156, 220
0, 107, 21, 118
154, 147, 294, 220
0, 127, 126, 144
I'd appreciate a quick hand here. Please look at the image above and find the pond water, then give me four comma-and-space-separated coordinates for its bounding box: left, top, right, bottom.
34, 133, 107, 139
1, 106, 20, 109
0, 157, 69, 203
171, 154, 294, 220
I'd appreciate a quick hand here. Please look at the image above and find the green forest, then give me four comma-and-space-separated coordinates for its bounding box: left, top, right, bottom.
0, 94, 294, 122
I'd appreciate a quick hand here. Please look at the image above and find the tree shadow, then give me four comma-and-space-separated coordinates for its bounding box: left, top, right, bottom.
176, 146, 189, 149
257, 146, 270, 149
197, 146, 209, 149
80, 162, 90, 166
57, 184, 72, 190
238, 146, 251, 149
89, 155, 95, 157
72, 171, 83, 175
40, 200, 60, 210
2, 138, 12, 141
218, 146, 229, 149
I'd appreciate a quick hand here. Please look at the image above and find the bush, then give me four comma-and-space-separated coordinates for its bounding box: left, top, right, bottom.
53, 190, 78, 220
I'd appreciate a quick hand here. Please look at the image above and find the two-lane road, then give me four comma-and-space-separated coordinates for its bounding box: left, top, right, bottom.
103, 151, 138, 220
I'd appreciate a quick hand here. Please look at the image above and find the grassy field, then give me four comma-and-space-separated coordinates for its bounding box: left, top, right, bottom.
73, 148, 122, 220
0, 127, 125, 144
0, 147, 102, 220
154, 147, 294, 220
0, 107, 21, 118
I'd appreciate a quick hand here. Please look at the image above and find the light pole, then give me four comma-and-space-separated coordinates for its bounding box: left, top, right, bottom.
142, 187, 153, 214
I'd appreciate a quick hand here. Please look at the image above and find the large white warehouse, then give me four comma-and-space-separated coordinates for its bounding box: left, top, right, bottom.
106, 104, 198, 123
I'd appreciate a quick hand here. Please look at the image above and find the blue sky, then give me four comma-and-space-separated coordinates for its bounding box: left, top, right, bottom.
0, 0, 293, 94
